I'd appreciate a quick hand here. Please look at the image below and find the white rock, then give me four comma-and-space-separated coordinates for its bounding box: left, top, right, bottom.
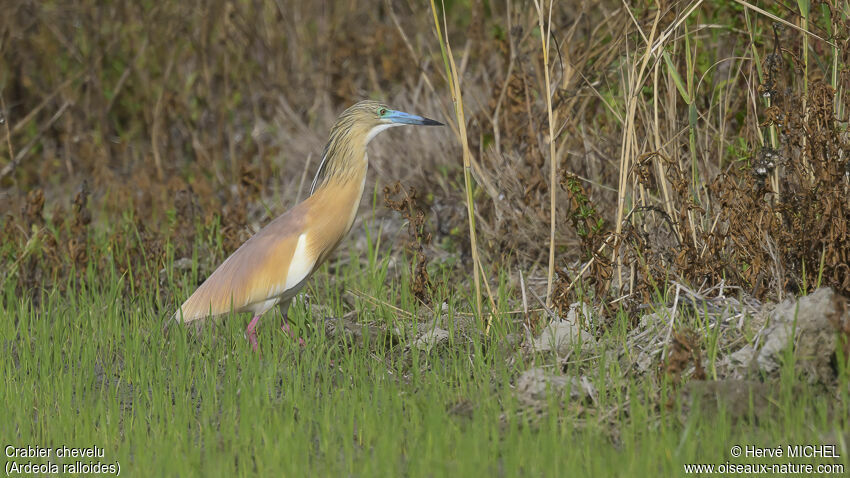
729, 344, 756, 368
413, 327, 450, 352
566, 301, 596, 328
532, 304, 596, 357
639, 309, 670, 329
755, 287, 847, 383
516, 368, 596, 404
635, 350, 654, 373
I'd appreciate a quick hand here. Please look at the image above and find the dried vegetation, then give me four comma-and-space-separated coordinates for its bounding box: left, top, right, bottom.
1, 1, 849, 394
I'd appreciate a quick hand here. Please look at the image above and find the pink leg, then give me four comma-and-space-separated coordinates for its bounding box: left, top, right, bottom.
280, 314, 306, 347
246, 315, 261, 352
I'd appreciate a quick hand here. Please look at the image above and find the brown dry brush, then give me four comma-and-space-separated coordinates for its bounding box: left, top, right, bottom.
68, 180, 91, 270
1, 0, 466, 306
2, 1, 848, 317
383, 181, 432, 305
2, 181, 92, 302
662, 328, 706, 409
16, 189, 49, 298
664, 328, 706, 386
471, 6, 625, 266
700, 43, 850, 299
551, 171, 612, 315
171, 185, 199, 259
0, 0, 627, 303
626, 152, 712, 303
627, 101, 850, 302
1, 178, 180, 303
548, 14, 850, 317
551, 162, 683, 317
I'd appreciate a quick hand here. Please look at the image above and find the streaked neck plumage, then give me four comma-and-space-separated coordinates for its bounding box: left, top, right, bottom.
307, 111, 402, 254
311, 112, 396, 195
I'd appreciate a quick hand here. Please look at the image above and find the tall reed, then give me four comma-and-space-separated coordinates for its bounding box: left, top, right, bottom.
429, 0, 483, 321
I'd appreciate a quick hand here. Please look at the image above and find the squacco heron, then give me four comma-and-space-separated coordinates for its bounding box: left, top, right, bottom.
174, 100, 442, 350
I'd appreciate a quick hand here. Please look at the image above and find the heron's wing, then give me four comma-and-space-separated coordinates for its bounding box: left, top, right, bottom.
176, 205, 311, 322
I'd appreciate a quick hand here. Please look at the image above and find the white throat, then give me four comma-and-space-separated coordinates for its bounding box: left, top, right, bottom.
365, 123, 402, 144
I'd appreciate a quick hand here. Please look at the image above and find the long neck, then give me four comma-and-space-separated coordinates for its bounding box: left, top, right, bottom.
305, 155, 369, 266
310, 117, 371, 194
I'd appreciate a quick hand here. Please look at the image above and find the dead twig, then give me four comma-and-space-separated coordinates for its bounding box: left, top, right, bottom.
0, 101, 71, 181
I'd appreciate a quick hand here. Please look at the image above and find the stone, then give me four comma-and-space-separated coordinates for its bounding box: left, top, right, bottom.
413, 327, 449, 352
755, 287, 848, 384
516, 368, 596, 405
531, 303, 596, 356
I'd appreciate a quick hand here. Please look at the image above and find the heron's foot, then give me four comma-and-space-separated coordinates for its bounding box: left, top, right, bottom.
246, 315, 262, 353
281, 319, 306, 348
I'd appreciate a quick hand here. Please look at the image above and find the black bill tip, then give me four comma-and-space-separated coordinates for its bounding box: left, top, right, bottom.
420, 117, 444, 126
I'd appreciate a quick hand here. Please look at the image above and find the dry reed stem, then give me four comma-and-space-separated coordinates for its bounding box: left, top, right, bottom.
0, 95, 13, 168
477, 255, 498, 335
348, 288, 414, 320
430, 0, 483, 325
798, 2, 812, 181
614, 8, 662, 292
532, 0, 558, 307
9, 73, 81, 136
151, 52, 175, 182
732, 0, 834, 46
1, 101, 71, 181
652, 61, 682, 244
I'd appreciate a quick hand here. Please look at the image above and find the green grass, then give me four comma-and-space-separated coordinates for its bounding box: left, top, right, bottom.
2, 216, 848, 476
3, 1, 850, 474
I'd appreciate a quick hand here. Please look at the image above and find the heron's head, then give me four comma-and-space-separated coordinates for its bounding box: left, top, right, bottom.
341, 100, 443, 144
311, 100, 443, 194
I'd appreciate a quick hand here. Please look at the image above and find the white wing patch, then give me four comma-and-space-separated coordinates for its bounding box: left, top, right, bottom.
285, 233, 315, 291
